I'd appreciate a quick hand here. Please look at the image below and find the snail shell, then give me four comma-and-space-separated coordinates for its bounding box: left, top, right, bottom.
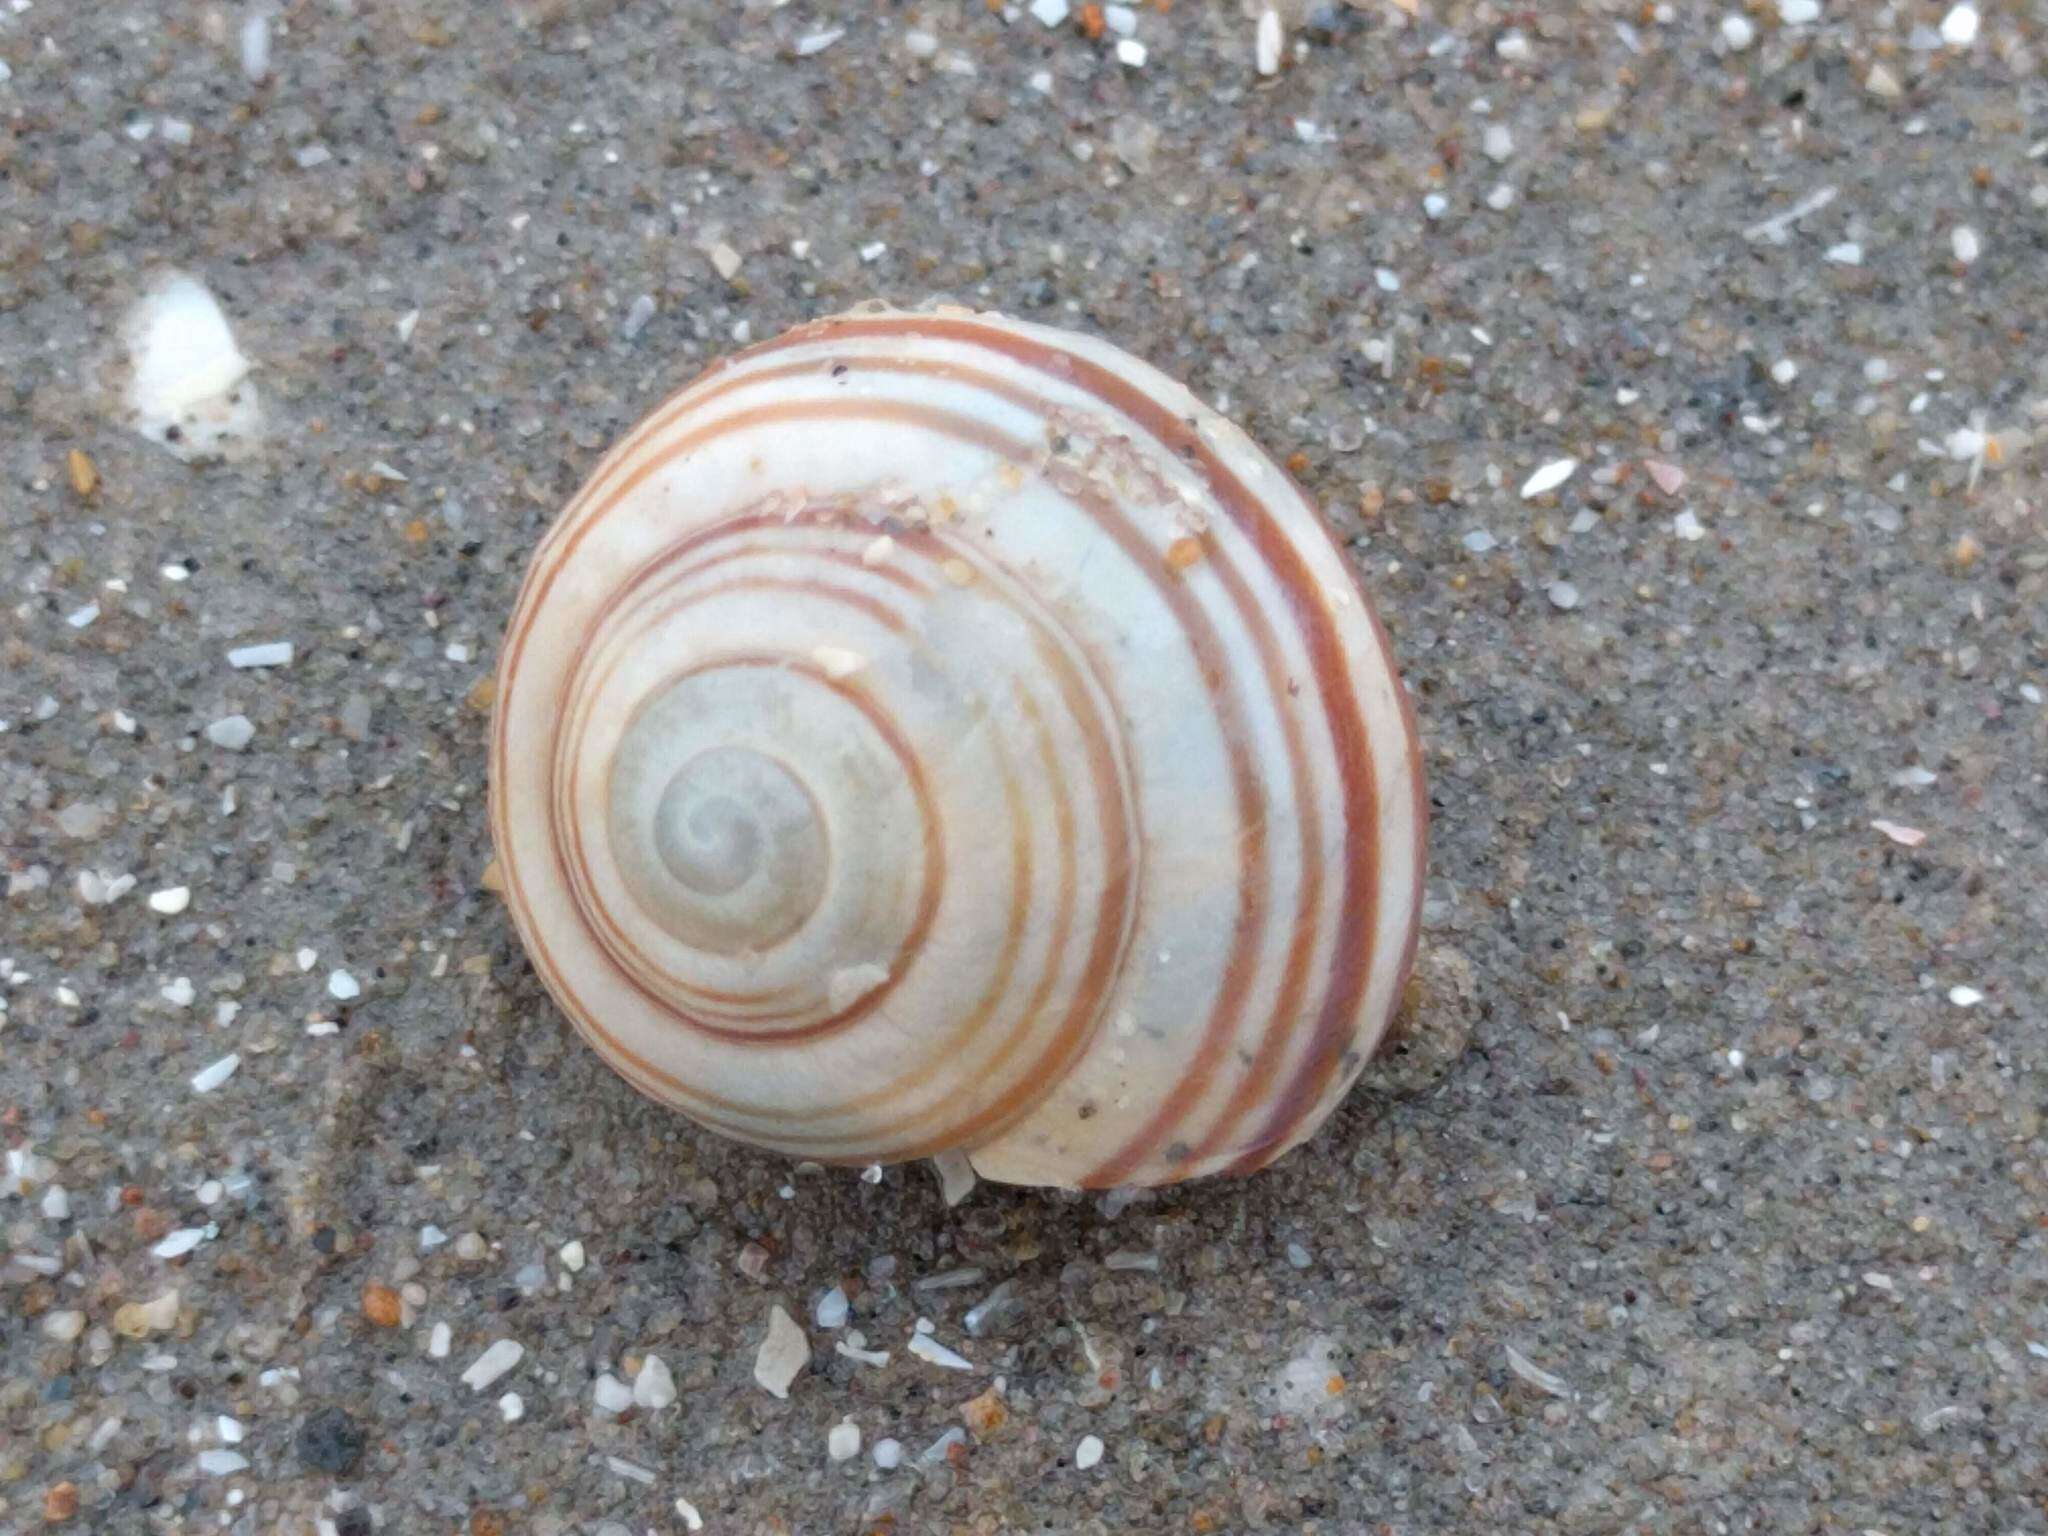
490, 307, 1426, 1188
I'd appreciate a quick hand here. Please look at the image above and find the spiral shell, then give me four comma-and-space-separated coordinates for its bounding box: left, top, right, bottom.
490, 307, 1426, 1188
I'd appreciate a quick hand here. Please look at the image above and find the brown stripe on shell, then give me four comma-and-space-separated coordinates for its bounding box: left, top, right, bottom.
782, 315, 1383, 1183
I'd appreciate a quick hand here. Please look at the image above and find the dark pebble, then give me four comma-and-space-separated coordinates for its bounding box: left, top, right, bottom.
297, 1406, 367, 1475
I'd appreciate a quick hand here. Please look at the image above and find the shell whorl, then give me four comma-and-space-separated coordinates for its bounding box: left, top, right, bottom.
490, 308, 1426, 1188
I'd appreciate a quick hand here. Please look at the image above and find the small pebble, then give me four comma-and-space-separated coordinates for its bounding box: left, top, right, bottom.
1720, 15, 1755, 51
1940, 4, 1979, 47
239, 12, 270, 82
1075, 1434, 1105, 1470
633, 1354, 676, 1409
361, 1283, 402, 1328
206, 715, 256, 752
828, 1418, 862, 1460
1548, 581, 1582, 611
815, 1285, 850, 1329
592, 1373, 634, 1415
1951, 226, 1980, 265
295, 1407, 365, 1475
872, 1437, 904, 1469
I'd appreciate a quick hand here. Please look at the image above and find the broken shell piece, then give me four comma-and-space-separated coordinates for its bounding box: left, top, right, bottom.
123, 271, 263, 462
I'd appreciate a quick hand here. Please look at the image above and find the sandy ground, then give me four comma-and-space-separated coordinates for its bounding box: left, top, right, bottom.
4, 2, 2047, 1533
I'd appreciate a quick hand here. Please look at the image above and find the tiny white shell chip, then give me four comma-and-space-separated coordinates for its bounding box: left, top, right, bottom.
754, 1305, 809, 1398
190, 1053, 240, 1093
1947, 985, 1983, 1008
828, 1419, 862, 1460
907, 1332, 974, 1371
1255, 8, 1282, 76
227, 641, 294, 669
815, 1286, 850, 1330
152, 1228, 207, 1260
633, 1353, 677, 1409
932, 1148, 977, 1208
1075, 1434, 1106, 1469
1520, 458, 1579, 499
461, 1339, 525, 1392
239, 12, 271, 81
1940, 4, 1978, 47
149, 886, 192, 914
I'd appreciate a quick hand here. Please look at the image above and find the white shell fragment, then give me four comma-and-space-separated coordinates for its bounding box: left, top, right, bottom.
489, 308, 1427, 1189
227, 641, 294, 669
1520, 458, 1579, 499
123, 271, 264, 461
190, 1054, 240, 1093
754, 1305, 809, 1398
931, 1149, 977, 1207
461, 1339, 525, 1392
633, 1353, 677, 1409
907, 1331, 974, 1372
